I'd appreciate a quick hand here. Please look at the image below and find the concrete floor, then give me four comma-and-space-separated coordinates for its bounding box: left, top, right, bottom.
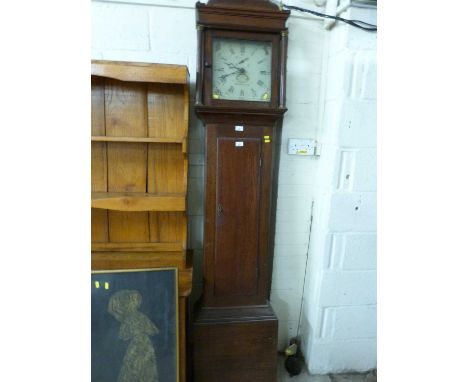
277, 356, 377, 382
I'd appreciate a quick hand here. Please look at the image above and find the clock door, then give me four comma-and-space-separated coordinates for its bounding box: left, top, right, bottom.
214, 137, 262, 297
203, 123, 275, 307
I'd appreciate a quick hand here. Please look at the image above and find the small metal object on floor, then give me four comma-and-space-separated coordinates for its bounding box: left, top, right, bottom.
277, 355, 377, 382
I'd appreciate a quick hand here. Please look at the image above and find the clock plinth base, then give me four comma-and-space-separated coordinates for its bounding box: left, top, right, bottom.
193, 304, 278, 382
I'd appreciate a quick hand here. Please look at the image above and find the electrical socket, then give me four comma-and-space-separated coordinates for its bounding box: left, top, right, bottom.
288, 138, 316, 156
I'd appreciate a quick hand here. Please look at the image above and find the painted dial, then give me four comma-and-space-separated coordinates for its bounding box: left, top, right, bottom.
212, 38, 272, 102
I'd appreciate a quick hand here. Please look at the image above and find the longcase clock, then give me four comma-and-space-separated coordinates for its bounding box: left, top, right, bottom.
193, 1, 290, 381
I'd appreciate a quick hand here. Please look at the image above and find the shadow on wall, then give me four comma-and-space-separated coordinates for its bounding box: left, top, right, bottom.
273, 296, 295, 350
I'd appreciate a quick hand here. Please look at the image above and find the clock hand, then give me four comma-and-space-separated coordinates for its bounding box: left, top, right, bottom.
237, 57, 249, 65
226, 63, 248, 77
219, 71, 238, 80
226, 62, 243, 71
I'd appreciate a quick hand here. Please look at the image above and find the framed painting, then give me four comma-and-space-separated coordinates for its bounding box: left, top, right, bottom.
91, 268, 178, 382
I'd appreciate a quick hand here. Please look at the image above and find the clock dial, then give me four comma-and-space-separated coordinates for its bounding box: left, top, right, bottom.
212, 38, 272, 102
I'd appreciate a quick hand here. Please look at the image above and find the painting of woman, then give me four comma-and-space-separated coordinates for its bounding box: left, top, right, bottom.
108, 289, 159, 382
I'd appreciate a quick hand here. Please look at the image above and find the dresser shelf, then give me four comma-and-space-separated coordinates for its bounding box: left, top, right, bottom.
91, 242, 185, 252
91, 192, 186, 212
91, 136, 184, 144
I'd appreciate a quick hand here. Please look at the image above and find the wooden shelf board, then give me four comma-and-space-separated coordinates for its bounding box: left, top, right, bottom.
91, 251, 187, 268
91, 192, 186, 211
91, 136, 184, 144
91, 60, 189, 85
92, 242, 185, 252
91, 251, 192, 296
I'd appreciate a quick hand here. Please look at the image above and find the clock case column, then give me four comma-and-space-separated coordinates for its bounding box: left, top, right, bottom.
193, 2, 290, 381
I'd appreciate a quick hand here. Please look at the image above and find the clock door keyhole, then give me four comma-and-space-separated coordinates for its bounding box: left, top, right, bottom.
217, 203, 223, 216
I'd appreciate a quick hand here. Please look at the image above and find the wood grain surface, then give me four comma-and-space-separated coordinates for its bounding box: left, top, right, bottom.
91, 61, 191, 382
92, 60, 189, 84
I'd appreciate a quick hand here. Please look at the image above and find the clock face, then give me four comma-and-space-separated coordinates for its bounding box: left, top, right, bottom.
212, 38, 273, 102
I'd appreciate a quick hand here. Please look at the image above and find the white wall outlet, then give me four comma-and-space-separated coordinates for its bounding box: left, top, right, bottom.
288, 139, 316, 156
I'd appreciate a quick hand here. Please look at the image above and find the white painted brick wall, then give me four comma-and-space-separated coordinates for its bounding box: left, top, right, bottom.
318, 304, 376, 340
353, 149, 377, 191
272, 255, 308, 291
332, 305, 377, 339
329, 234, 377, 270
319, 270, 376, 306
327, 192, 376, 232
310, 338, 377, 373
298, 5, 377, 375
92, 3, 150, 51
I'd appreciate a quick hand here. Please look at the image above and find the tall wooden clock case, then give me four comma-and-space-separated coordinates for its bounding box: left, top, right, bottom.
193, 1, 290, 380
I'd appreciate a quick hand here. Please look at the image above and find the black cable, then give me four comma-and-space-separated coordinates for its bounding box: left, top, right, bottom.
282, 4, 377, 32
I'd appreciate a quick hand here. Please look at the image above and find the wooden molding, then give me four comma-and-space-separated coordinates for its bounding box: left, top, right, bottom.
196, 1, 289, 32
92, 242, 185, 252
91, 251, 193, 297
91, 60, 189, 84
207, 0, 280, 11
91, 136, 184, 144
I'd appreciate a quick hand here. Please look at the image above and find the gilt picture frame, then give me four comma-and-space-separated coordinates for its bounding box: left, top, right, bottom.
91, 268, 179, 382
